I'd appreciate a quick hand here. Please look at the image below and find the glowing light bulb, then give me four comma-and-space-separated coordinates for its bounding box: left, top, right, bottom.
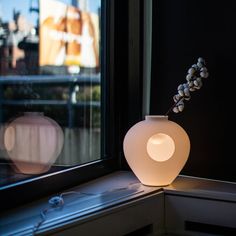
147, 133, 175, 162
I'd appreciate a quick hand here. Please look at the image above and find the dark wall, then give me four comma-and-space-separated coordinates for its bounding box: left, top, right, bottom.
150, 0, 236, 182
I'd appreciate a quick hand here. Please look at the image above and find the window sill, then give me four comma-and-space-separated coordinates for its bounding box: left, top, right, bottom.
165, 175, 236, 203
0, 171, 235, 235
0, 171, 163, 235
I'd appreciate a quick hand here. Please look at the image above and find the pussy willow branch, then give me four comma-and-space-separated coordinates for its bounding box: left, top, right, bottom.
165, 97, 184, 116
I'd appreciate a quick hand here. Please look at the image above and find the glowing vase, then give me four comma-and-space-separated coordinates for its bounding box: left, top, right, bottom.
123, 115, 190, 186
4, 112, 64, 174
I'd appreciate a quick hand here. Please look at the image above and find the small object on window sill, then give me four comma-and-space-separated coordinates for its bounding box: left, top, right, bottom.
48, 196, 64, 208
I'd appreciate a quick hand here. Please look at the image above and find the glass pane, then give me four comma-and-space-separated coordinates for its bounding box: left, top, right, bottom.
0, 0, 102, 186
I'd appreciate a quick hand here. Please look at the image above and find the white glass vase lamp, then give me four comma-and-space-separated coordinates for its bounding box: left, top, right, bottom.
123, 115, 190, 186
124, 57, 209, 186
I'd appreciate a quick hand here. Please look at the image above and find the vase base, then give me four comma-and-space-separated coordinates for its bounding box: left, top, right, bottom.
141, 182, 171, 187
13, 161, 51, 175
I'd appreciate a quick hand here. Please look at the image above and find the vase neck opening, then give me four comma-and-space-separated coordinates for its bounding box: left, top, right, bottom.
24, 112, 44, 116
145, 115, 168, 121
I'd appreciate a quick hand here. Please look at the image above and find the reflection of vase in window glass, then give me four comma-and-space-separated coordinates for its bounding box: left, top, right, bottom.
4, 112, 64, 175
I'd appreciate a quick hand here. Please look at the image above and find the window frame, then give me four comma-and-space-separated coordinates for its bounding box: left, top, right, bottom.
0, 0, 145, 211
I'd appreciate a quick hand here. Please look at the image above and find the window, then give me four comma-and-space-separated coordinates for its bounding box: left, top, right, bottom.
0, 0, 117, 210
0, 0, 145, 211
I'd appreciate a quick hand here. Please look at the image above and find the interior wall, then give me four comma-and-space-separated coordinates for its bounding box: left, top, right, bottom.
150, 0, 236, 182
